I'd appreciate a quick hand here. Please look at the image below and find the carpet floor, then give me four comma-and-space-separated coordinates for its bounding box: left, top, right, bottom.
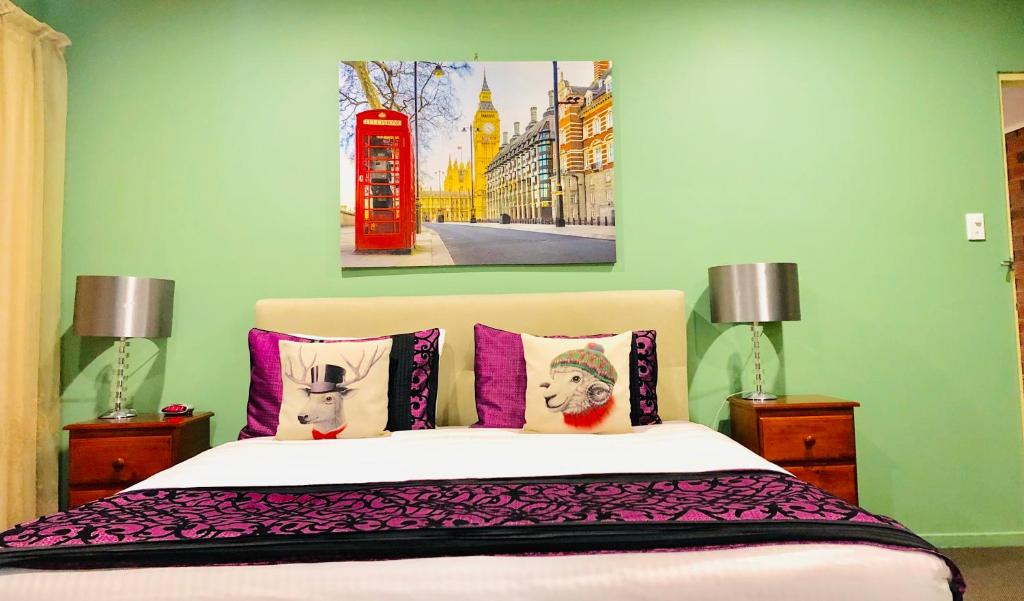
943, 547, 1023, 600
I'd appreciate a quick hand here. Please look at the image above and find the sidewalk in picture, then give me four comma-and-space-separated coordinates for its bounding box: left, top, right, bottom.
441, 221, 616, 240
340, 225, 454, 268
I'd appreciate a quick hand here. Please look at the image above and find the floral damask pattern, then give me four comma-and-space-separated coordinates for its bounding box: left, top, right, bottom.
0, 470, 964, 599
3, 472, 902, 548
632, 330, 660, 425
408, 329, 441, 429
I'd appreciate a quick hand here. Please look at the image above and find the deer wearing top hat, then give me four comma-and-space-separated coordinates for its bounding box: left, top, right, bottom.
283, 345, 388, 439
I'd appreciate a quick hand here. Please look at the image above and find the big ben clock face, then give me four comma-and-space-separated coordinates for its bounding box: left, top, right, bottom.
482, 122, 496, 135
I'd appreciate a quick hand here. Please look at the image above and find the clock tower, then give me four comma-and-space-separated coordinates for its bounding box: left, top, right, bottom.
471, 73, 500, 220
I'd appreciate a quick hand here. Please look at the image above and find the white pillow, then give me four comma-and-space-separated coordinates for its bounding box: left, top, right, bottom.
287, 328, 446, 356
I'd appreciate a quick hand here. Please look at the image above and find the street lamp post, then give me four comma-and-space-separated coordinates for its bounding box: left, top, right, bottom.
436, 169, 444, 222
551, 61, 565, 227
565, 172, 584, 224
413, 61, 445, 234
462, 125, 478, 223
551, 61, 584, 228
414, 61, 421, 234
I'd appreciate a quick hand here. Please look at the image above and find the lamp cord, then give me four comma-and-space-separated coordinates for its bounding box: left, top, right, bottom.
711, 397, 730, 432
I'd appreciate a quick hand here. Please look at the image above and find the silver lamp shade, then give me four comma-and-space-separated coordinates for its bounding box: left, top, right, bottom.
73, 276, 174, 338
708, 263, 800, 324
707, 263, 800, 402
73, 276, 175, 419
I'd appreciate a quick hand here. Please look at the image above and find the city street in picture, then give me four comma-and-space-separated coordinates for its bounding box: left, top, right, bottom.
338, 60, 616, 268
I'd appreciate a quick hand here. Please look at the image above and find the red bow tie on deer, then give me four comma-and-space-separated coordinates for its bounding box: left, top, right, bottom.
312, 424, 347, 440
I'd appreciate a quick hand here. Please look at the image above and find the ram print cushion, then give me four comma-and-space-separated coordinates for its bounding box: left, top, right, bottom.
473, 324, 660, 428
241, 328, 442, 439
276, 339, 392, 440
521, 332, 633, 434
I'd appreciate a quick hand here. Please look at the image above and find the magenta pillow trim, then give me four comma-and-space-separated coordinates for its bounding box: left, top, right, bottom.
240, 328, 439, 439
473, 324, 661, 429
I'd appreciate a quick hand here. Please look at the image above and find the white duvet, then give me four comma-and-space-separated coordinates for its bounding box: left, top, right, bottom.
1, 422, 955, 601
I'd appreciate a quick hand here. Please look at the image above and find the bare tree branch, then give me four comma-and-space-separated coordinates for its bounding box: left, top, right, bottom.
338, 61, 471, 161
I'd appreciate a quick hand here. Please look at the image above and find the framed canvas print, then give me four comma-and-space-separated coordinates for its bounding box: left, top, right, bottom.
338, 60, 616, 268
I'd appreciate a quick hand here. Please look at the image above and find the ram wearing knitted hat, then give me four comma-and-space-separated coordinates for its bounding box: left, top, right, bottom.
539, 342, 618, 429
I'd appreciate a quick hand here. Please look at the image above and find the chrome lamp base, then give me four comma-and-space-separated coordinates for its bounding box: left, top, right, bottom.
744, 322, 779, 402
741, 390, 778, 401
99, 337, 136, 419
99, 407, 137, 419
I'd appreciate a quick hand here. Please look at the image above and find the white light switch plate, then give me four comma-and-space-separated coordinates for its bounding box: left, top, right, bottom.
966, 213, 985, 241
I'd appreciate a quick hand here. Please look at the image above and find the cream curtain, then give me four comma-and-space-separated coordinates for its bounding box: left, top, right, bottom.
0, 0, 69, 529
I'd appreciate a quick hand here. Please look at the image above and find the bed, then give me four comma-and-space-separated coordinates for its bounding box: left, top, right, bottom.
0, 290, 962, 600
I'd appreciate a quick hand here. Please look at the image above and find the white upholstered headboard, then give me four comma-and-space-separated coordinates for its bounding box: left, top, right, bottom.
255, 290, 688, 425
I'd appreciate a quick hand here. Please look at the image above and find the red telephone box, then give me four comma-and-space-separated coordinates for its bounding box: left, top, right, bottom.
355, 109, 416, 253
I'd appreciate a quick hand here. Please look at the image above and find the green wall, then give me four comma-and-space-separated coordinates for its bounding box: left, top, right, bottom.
16, 0, 44, 20
44, 0, 1024, 546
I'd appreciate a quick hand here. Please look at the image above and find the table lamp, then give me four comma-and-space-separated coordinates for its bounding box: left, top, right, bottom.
73, 276, 175, 419
708, 262, 800, 401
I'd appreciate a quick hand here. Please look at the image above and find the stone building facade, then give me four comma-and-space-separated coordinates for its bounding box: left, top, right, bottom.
484, 104, 556, 223
557, 60, 615, 224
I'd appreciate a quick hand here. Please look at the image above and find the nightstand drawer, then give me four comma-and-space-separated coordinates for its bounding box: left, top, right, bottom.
69, 435, 172, 485
786, 464, 858, 505
759, 415, 855, 462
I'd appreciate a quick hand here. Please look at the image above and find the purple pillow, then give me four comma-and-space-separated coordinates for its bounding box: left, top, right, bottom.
240, 328, 442, 439
474, 324, 661, 428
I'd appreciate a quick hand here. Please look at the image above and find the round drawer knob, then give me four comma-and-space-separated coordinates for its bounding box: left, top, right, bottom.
804, 435, 816, 447
112, 457, 126, 470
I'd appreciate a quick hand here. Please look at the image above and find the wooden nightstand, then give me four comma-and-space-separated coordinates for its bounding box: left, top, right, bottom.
728, 395, 860, 505
64, 412, 213, 508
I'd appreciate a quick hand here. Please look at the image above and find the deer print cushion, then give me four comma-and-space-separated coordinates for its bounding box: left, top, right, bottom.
522, 332, 633, 434
275, 339, 394, 440
241, 328, 442, 439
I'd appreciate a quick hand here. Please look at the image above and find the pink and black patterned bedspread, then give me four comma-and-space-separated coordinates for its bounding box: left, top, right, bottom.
0, 470, 964, 599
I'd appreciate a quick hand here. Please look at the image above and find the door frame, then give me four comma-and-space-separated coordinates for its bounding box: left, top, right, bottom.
998, 73, 1024, 441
